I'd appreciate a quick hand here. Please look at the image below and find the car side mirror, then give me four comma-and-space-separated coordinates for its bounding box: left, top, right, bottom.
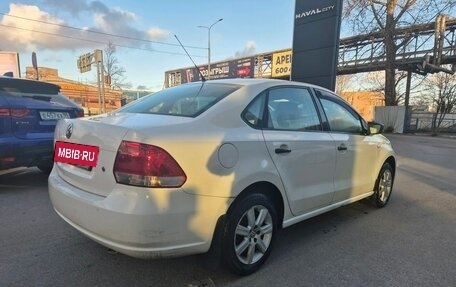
368, 122, 384, 135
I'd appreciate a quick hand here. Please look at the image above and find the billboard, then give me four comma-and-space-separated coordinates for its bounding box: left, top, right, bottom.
272, 50, 292, 77
291, 0, 342, 91
0, 52, 21, 77
172, 56, 255, 84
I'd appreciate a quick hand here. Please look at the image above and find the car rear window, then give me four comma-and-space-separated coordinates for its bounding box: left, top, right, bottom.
119, 82, 240, 117
0, 77, 80, 108
0, 77, 60, 94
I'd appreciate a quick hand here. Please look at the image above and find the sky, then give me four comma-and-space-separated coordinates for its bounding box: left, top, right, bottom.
0, 0, 306, 91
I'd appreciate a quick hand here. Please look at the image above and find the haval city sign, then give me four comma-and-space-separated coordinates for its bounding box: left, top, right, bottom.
291, 0, 342, 91
295, 5, 336, 19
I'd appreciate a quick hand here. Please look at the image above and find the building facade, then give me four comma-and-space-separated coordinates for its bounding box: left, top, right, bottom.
26, 67, 122, 115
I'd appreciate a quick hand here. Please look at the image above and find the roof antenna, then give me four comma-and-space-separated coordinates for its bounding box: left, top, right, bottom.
174, 35, 206, 82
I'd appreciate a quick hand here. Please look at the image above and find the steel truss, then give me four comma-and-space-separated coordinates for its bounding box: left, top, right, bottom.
338, 17, 456, 75
165, 17, 456, 87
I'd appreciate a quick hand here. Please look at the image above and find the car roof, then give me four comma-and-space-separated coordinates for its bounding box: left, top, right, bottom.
184, 78, 337, 94
0, 76, 61, 94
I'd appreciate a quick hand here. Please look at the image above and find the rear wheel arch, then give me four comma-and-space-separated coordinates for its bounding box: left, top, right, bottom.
228, 181, 284, 229
208, 181, 285, 260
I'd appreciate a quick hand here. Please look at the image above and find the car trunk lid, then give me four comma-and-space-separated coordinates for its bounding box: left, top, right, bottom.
54, 113, 193, 197
0, 78, 79, 140
8, 95, 79, 139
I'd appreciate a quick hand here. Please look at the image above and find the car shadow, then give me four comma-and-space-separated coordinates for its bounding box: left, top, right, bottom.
0, 167, 48, 190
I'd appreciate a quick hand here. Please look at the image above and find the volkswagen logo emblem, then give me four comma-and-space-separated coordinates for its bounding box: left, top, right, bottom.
65, 123, 73, 139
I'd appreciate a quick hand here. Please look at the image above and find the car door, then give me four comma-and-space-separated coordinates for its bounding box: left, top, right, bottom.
261, 86, 336, 216
315, 89, 379, 203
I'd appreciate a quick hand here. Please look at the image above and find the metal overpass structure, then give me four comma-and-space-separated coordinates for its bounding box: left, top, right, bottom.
338, 16, 456, 75
254, 16, 456, 78
165, 16, 456, 87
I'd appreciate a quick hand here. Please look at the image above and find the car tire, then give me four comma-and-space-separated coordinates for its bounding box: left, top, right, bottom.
371, 162, 394, 208
222, 193, 277, 275
37, 164, 53, 174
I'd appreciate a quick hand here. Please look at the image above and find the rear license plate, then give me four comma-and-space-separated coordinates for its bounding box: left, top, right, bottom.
40, 111, 70, 120
54, 141, 99, 167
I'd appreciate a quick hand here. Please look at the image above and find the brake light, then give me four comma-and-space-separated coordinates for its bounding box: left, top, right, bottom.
76, 109, 84, 118
113, 141, 187, 188
0, 108, 30, 117
0, 108, 10, 116
11, 108, 30, 117
0, 157, 16, 164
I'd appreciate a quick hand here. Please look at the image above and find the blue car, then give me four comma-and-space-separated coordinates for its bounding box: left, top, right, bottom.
0, 76, 83, 173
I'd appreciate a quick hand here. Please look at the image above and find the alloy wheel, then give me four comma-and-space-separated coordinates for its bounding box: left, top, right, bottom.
234, 205, 273, 265
379, 169, 393, 203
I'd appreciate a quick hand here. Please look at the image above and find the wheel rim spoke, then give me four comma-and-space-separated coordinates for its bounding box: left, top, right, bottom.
235, 238, 250, 256
236, 225, 250, 237
255, 208, 268, 227
246, 241, 256, 264
256, 238, 268, 253
259, 223, 273, 235
247, 208, 255, 227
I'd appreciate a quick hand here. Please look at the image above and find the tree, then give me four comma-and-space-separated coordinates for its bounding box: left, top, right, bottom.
104, 42, 130, 90
335, 74, 355, 94
422, 71, 456, 131
343, 0, 455, 106
361, 70, 425, 105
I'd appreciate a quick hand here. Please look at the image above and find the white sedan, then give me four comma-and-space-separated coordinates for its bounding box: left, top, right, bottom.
49, 78, 395, 275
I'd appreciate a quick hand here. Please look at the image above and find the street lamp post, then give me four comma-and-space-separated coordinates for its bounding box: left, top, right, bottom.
198, 18, 223, 80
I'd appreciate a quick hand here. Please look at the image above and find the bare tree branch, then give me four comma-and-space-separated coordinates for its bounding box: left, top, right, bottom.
395, 0, 417, 24
104, 42, 130, 90
371, 0, 387, 6
343, 0, 456, 105
371, 3, 386, 29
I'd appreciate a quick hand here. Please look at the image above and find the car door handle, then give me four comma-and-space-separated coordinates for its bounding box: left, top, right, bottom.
337, 144, 347, 151
275, 145, 292, 154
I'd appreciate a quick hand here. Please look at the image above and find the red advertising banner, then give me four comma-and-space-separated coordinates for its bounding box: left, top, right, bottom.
179, 56, 255, 83
54, 141, 99, 167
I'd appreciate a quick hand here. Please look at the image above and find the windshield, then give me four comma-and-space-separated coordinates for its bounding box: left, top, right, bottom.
119, 82, 240, 117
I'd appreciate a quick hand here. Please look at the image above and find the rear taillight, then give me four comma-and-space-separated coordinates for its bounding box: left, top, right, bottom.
76, 109, 84, 117
11, 108, 30, 117
0, 157, 16, 164
0, 108, 30, 117
0, 108, 10, 116
113, 141, 187, 188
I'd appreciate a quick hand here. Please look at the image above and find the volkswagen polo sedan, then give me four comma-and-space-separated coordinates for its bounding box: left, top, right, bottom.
49, 79, 395, 275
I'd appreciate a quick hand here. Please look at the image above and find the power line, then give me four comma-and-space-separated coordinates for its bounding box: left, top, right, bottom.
0, 23, 205, 58
0, 12, 206, 50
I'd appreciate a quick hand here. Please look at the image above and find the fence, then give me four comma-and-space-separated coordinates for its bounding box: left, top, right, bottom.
408, 113, 456, 132
374, 107, 456, 133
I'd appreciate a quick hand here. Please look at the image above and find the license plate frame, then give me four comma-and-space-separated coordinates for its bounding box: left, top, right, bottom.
40, 111, 70, 120
54, 141, 99, 167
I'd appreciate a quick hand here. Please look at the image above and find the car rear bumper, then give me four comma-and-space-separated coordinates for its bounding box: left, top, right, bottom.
48, 166, 230, 258
0, 137, 53, 169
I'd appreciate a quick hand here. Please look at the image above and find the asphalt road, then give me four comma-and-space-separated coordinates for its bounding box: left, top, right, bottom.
1, 134, 455, 287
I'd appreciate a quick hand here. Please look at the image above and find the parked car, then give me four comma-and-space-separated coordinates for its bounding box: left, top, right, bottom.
48, 79, 395, 275
0, 76, 83, 172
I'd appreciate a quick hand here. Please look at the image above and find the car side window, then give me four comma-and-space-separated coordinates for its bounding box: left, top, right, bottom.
267, 87, 321, 131
319, 97, 363, 134
242, 92, 266, 128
